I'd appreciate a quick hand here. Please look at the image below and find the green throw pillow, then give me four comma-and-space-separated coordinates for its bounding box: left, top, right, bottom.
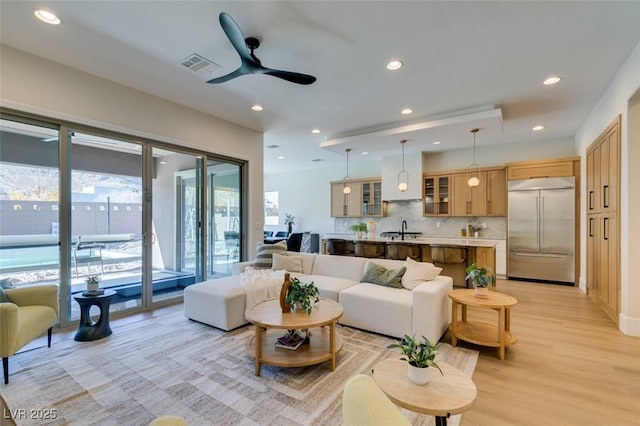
254, 240, 287, 269
361, 262, 406, 288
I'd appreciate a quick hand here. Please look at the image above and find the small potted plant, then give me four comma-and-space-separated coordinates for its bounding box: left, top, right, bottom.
85, 274, 101, 293
285, 277, 320, 314
349, 222, 368, 239
387, 334, 443, 385
465, 262, 495, 297
285, 213, 295, 234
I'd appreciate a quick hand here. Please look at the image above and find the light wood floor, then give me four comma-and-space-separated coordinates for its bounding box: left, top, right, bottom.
2, 279, 639, 425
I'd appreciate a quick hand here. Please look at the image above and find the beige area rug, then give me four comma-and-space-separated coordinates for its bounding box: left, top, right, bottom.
2, 312, 478, 426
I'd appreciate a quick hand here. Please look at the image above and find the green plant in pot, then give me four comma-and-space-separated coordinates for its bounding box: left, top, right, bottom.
465, 262, 495, 296
350, 222, 367, 239
387, 334, 443, 385
285, 277, 319, 314
85, 274, 101, 292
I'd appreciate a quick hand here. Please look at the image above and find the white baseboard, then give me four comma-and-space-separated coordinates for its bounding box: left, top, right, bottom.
619, 313, 640, 337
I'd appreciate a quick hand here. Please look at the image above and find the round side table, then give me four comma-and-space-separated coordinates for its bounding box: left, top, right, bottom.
73, 290, 116, 341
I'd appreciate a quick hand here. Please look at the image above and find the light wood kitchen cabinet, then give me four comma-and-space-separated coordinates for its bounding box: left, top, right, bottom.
586, 115, 620, 324
486, 168, 507, 216
423, 175, 450, 216
473, 246, 496, 277
506, 158, 575, 180
361, 179, 385, 217
586, 146, 600, 213
330, 181, 362, 217
451, 172, 487, 216
587, 214, 619, 322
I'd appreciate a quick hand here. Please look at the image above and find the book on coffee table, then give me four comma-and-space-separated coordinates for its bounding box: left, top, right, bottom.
275, 334, 305, 351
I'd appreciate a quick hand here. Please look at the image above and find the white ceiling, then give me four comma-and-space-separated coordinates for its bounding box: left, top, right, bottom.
1, 1, 640, 174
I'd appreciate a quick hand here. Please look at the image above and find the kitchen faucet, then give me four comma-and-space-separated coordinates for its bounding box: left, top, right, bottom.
401, 220, 407, 241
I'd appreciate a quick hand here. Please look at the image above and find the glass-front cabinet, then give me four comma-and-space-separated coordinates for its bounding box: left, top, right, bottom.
361, 179, 384, 217
423, 175, 450, 216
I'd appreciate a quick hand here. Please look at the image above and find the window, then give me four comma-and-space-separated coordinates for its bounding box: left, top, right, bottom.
264, 191, 279, 226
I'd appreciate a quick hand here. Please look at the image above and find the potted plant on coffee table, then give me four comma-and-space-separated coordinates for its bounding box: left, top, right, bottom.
387, 334, 443, 385
465, 262, 495, 297
284, 277, 320, 315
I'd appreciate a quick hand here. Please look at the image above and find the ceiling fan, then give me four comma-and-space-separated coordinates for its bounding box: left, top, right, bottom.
207, 12, 317, 85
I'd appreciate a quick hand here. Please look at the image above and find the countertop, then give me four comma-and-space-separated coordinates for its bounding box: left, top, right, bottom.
322, 234, 498, 248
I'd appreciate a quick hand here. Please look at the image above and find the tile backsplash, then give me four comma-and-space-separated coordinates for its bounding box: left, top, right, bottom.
334, 200, 506, 239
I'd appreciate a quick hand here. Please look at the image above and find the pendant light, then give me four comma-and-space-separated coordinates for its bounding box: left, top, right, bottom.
398, 139, 409, 192
467, 128, 481, 187
343, 148, 352, 194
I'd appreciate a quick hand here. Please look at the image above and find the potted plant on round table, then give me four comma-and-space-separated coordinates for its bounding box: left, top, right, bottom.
285, 277, 320, 314
387, 334, 443, 385
465, 262, 495, 297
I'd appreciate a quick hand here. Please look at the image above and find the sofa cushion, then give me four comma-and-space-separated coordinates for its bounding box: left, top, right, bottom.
361, 262, 406, 288
311, 254, 368, 282
271, 253, 303, 273
339, 283, 413, 338
254, 240, 287, 269
296, 274, 359, 302
401, 257, 443, 290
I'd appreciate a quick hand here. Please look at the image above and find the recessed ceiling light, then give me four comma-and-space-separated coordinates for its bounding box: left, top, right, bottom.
34, 9, 60, 25
433, 141, 441, 145
543, 76, 561, 85
159, 160, 167, 165
401, 108, 413, 115
386, 60, 402, 71
277, 155, 285, 160
311, 128, 320, 134
361, 152, 368, 155
251, 104, 263, 111
532, 125, 545, 131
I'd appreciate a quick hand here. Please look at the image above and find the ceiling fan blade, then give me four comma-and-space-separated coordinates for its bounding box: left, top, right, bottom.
218, 12, 253, 63
206, 67, 249, 84
263, 69, 317, 85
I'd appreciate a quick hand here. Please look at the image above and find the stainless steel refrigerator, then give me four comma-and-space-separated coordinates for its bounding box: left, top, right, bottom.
507, 177, 575, 284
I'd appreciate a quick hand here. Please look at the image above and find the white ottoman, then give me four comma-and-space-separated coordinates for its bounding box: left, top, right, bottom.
183, 276, 248, 331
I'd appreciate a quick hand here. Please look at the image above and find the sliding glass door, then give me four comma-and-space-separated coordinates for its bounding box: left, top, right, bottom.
0, 118, 61, 291
151, 148, 203, 303
68, 131, 143, 319
1, 110, 246, 326
208, 160, 242, 276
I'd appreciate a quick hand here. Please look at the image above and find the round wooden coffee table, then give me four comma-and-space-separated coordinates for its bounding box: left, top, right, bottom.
245, 298, 344, 376
373, 358, 477, 426
449, 288, 518, 360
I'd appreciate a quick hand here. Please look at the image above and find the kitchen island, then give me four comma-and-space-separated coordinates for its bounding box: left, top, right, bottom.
320, 235, 496, 287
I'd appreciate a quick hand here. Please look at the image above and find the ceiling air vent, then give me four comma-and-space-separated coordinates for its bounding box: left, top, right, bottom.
311, 158, 324, 162
180, 54, 221, 77
266, 144, 280, 149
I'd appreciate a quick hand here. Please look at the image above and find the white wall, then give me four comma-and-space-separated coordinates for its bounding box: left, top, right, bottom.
0, 45, 264, 258
423, 137, 576, 172
575, 39, 640, 336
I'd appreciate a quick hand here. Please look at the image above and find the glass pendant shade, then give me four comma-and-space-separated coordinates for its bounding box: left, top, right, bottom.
398, 140, 409, 192
343, 148, 351, 194
467, 129, 481, 187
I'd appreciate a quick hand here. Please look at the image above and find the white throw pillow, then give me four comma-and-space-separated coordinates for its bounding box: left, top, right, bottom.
271, 253, 303, 273
401, 257, 443, 289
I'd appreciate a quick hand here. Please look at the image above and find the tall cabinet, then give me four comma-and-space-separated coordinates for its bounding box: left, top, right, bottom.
586, 115, 621, 324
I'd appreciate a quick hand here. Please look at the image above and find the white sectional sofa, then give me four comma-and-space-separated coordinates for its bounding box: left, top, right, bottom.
183, 252, 453, 343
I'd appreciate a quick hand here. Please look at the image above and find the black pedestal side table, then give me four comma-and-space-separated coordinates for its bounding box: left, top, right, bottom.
73, 290, 116, 341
